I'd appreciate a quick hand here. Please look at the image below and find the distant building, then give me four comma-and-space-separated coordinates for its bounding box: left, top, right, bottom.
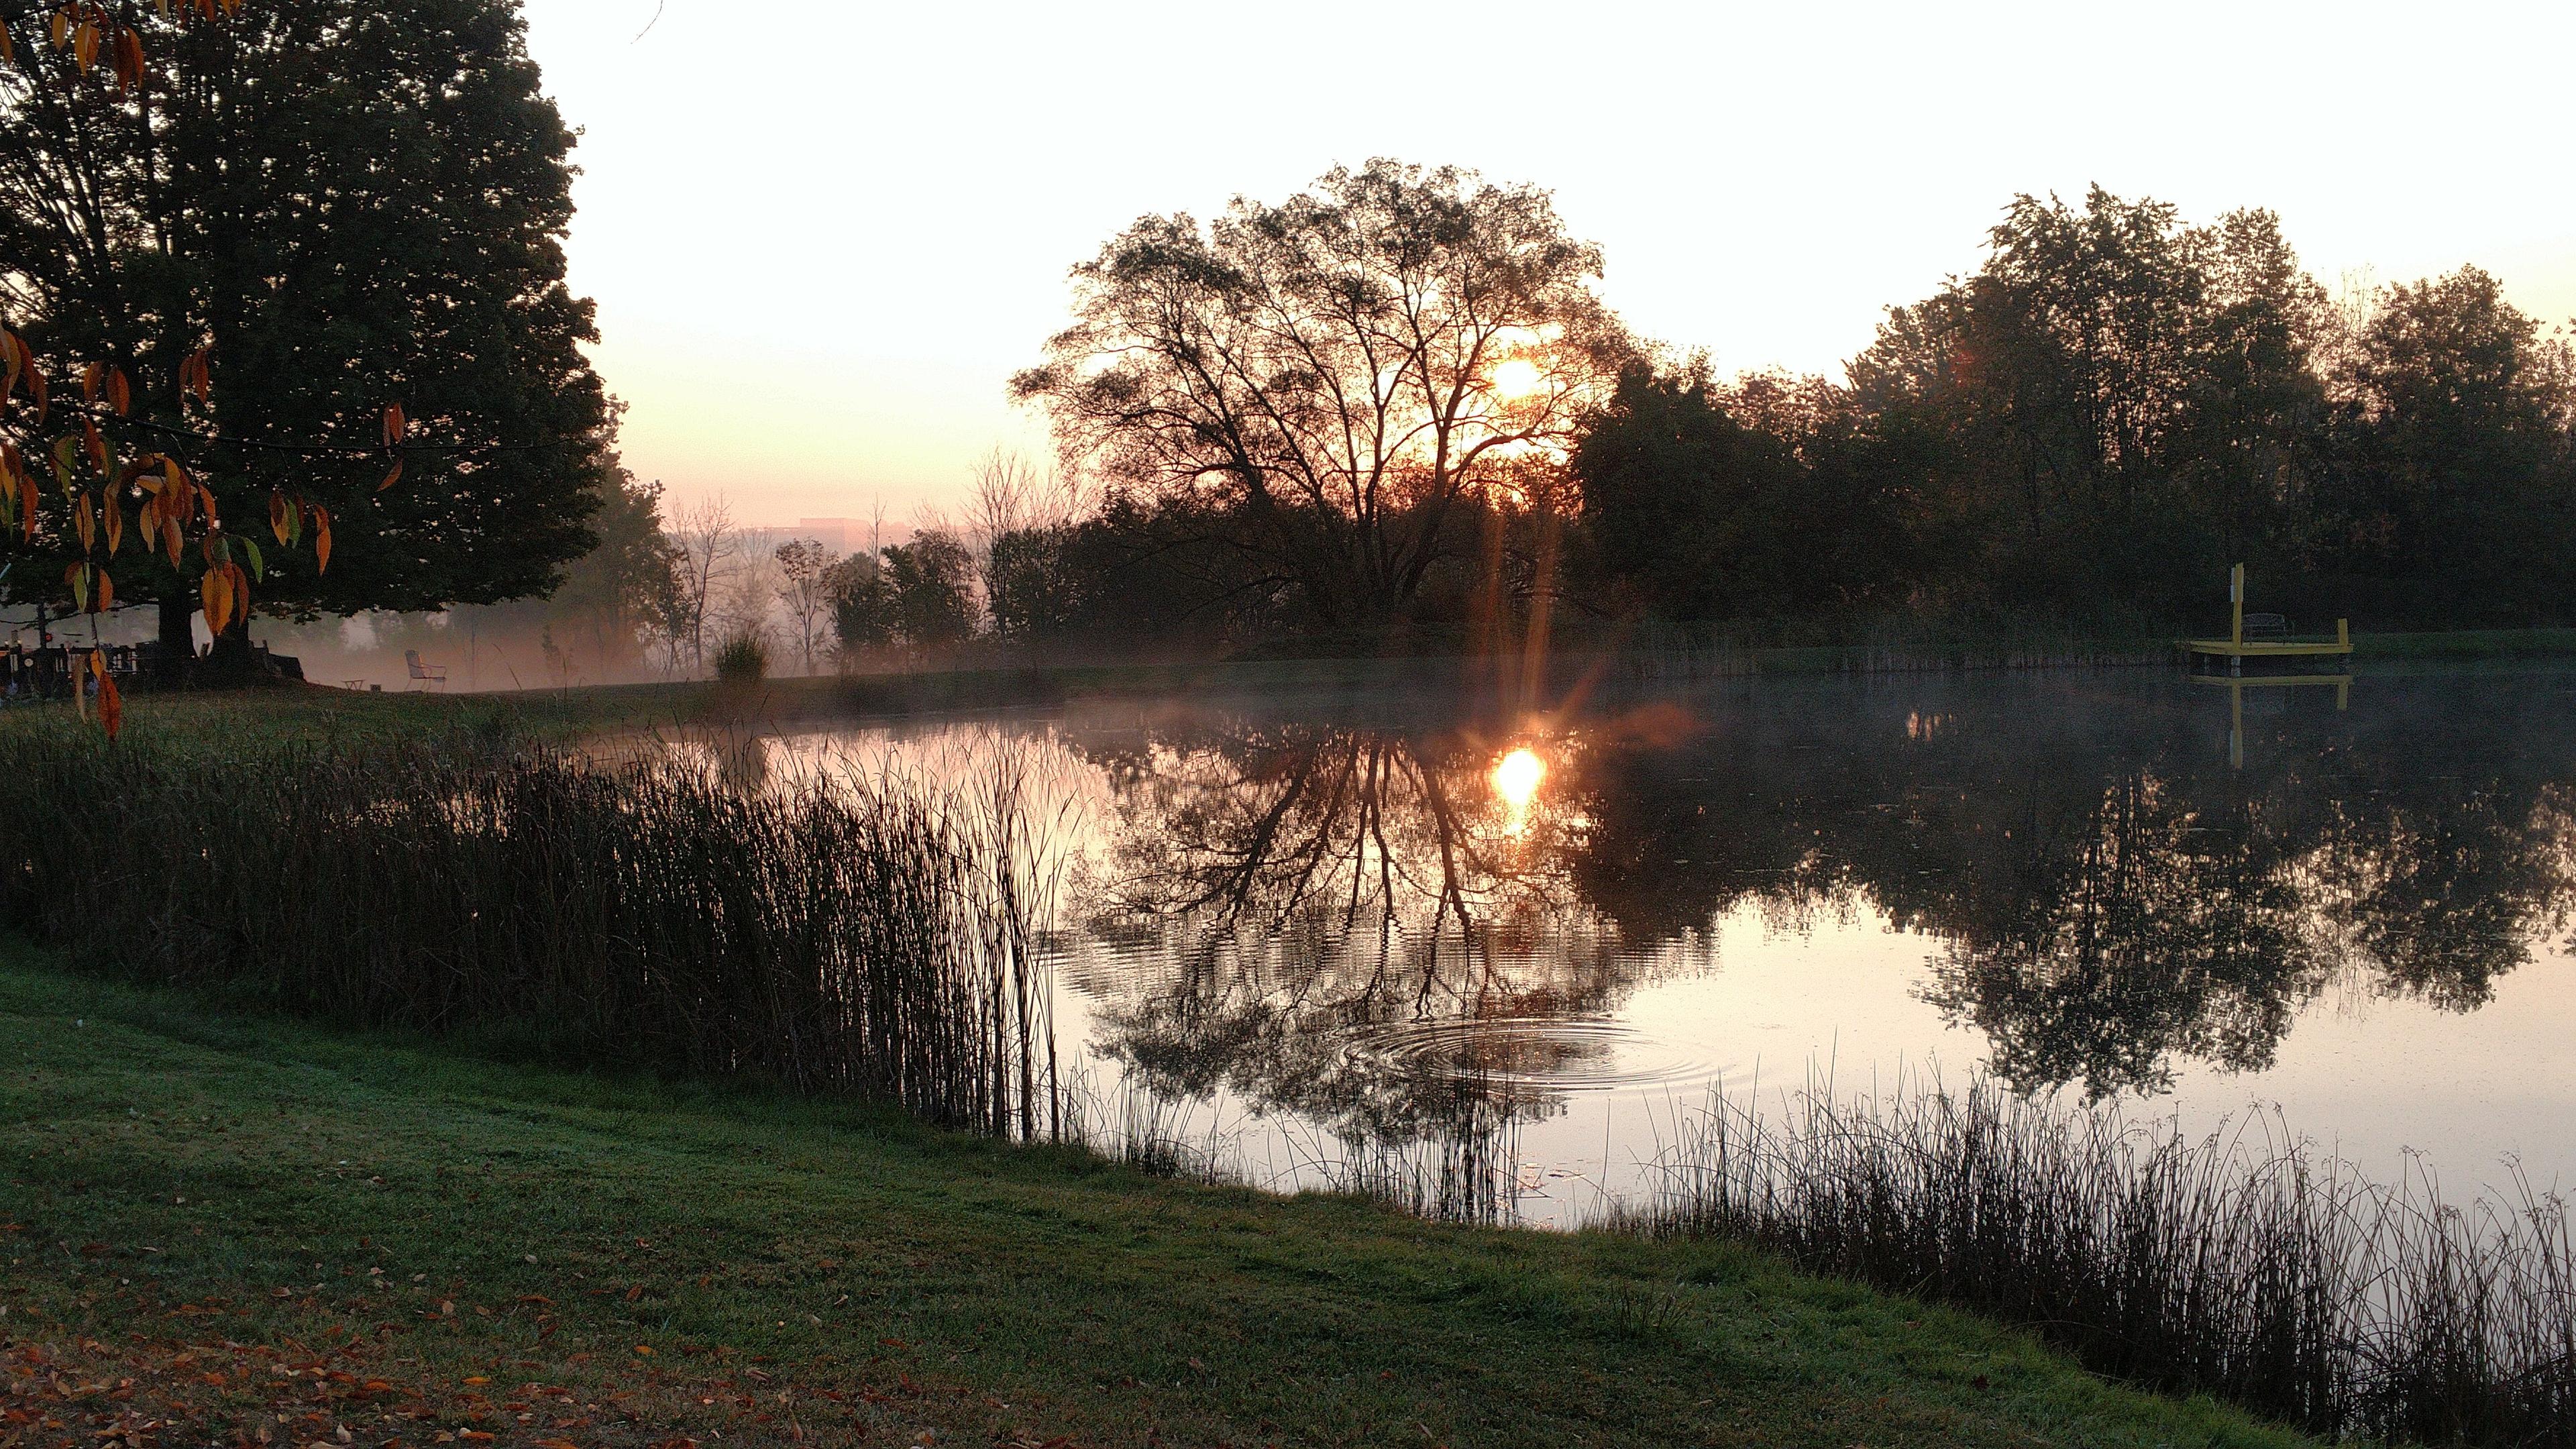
796, 518, 868, 555
783, 510, 906, 549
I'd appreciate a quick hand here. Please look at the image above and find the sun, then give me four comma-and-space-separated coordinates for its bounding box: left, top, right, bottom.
1491, 358, 1543, 399
1491, 747, 1546, 823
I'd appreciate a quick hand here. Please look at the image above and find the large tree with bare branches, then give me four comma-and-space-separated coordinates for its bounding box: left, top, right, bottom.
1012, 160, 1633, 627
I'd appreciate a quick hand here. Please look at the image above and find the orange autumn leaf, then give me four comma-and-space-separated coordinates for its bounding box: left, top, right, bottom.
315, 523, 332, 574
97, 671, 121, 740
112, 25, 144, 92
380, 458, 402, 491
201, 565, 230, 635
180, 345, 213, 407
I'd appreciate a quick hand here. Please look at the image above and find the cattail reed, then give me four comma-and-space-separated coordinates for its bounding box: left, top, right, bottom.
1612, 1069, 2576, 1446
0, 717, 1061, 1140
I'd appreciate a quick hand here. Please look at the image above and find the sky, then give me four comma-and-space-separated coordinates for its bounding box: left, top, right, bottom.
513, 0, 2576, 529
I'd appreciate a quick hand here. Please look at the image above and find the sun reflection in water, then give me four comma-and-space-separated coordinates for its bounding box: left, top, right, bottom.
1492, 747, 1546, 835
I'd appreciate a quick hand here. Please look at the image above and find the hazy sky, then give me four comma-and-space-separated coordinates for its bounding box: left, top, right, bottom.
515, 0, 2576, 527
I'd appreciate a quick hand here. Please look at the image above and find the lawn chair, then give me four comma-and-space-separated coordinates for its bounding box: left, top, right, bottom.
404, 649, 448, 689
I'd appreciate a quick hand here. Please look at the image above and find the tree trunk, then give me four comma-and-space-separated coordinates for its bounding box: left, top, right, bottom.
154, 596, 197, 684
203, 610, 261, 684
152, 595, 268, 686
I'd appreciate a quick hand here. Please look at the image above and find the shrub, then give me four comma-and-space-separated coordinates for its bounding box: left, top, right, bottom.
712, 631, 769, 685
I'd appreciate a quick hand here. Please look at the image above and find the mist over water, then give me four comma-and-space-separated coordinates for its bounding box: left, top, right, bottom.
733, 665, 2576, 1226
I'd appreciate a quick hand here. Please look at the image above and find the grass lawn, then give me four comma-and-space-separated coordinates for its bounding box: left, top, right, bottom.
0, 947, 2313, 1449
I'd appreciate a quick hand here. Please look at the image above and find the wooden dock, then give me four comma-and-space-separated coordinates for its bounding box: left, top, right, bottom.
2181, 566, 2352, 672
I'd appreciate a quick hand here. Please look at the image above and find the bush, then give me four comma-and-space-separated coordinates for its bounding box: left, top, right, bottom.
712, 631, 769, 685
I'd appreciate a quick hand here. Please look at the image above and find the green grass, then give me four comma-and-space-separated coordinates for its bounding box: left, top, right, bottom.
2351, 627, 2576, 659
0, 946, 2314, 1448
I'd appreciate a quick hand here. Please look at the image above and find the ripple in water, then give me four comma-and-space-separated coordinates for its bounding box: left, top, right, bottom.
1337, 1016, 1729, 1095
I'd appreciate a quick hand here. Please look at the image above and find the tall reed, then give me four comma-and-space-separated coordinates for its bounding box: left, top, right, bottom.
1612, 1069, 2576, 1445
0, 718, 1060, 1138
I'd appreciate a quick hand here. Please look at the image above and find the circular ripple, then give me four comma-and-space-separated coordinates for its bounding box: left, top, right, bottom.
1337, 1016, 1728, 1095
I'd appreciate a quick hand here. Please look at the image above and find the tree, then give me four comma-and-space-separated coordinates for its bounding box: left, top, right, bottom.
1841, 187, 2336, 619
1014, 160, 1633, 627
0, 0, 614, 663
881, 529, 975, 651
965, 446, 1039, 619
2314, 268, 2576, 619
538, 466, 680, 670
773, 537, 835, 674
985, 524, 1078, 644
712, 543, 775, 652
665, 494, 737, 672
826, 549, 892, 657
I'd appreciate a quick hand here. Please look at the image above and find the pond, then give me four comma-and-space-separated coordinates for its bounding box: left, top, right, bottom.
745, 663, 2576, 1226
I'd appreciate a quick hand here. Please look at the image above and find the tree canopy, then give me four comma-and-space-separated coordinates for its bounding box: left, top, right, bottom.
1572, 186, 2576, 633
0, 0, 614, 649
1014, 160, 1633, 627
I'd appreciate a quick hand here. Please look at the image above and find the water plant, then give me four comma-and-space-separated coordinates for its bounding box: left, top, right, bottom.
0, 716, 1059, 1139
1611, 1069, 2576, 1446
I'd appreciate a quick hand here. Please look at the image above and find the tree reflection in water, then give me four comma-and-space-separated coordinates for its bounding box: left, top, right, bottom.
1066, 720, 1665, 1156
1049, 673, 2576, 1154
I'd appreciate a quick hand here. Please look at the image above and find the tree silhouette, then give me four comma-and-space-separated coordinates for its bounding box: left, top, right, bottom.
1015, 160, 1633, 628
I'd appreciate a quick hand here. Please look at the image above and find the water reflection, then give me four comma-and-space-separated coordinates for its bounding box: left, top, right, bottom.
1063, 720, 1672, 1150
1042, 672, 2576, 1120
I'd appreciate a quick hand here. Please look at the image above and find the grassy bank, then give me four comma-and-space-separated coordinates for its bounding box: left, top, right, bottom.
0, 949, 2310, 1449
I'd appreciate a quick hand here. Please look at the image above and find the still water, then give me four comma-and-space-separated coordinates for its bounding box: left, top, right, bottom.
751, 665, 2576, 1225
